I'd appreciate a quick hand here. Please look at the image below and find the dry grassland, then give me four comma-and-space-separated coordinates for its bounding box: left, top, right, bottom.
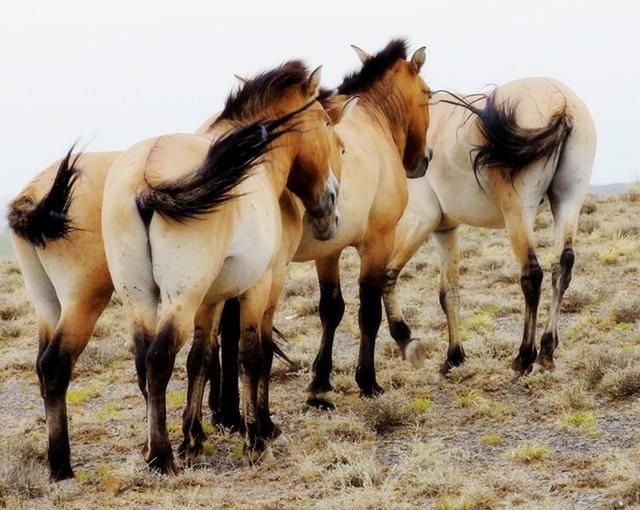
1, 189, 639, 509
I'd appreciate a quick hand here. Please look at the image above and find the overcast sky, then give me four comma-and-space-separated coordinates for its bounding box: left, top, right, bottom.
1, 0, 638, 196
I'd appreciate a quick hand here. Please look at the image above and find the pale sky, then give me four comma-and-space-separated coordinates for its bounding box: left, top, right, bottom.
1, 0, 638, 196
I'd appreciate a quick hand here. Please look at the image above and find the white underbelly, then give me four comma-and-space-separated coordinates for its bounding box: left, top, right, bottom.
205, 199, 278, 302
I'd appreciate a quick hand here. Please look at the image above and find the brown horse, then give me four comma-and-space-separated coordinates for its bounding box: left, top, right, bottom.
192, 38, 432, 418
381, 78, 596, 375
102, 61, 343, 474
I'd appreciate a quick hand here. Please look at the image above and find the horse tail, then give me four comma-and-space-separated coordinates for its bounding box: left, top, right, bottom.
438, 90, 573, 183
8, 146, 81, 248
271, 326, 298, 368
136, 103, 311, 223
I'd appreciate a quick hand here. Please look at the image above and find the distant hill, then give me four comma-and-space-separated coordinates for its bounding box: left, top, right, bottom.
589, 183, 631, 196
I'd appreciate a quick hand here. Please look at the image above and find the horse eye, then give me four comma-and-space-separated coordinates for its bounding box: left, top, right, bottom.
326, 121, 331, 127
340, 148, 346, 156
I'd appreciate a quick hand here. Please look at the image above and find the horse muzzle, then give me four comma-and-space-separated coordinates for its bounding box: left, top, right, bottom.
306, 173, 340, 241
406, 147, 433, 179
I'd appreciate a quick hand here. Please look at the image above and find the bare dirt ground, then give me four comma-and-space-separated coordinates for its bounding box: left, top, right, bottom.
1, 190, 639, 509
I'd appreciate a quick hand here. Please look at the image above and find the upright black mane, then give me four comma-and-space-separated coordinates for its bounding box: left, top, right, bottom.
220, 60, 310, 121
337, 38, 408, 95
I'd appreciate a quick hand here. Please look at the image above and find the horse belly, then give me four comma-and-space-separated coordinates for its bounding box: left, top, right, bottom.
205, 203, 278, 302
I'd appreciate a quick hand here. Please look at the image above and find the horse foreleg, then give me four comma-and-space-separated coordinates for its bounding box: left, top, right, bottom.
356, 232, 395, 397
307, 251, 344, 409
433, 228, 466, 374
180, 302, 222, 460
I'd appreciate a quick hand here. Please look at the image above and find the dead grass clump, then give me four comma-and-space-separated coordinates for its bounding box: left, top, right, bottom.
621, 184, 640, 203
297, 441, 384, 491
548, 383, 595, 412
561, 282, 598, 313
0, 438, 49, 503
75, 340, 126, 375
357, 393, 411, 433
506, 442, 551, 463
580, 195, 598, 215
283, 278, 316, 299
609, 294, 640, 323
598, 366, 640, 400
492, 267, 519, 285
535, 212, 552, 229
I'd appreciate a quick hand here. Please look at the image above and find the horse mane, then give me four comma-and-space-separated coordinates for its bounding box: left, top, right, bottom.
220, 60, 310, 121
436, 89, 573, 185
337, 38, 408, 95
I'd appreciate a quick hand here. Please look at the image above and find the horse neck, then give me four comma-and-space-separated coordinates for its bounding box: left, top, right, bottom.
359, 87, 409, 157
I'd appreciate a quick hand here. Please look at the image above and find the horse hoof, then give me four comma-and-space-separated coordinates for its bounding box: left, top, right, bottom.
177, 438, 204, 462
244, 438, 267, 463
50, 464, 75, 482
511, 348, 538, 376
359, 383, 384, 398
536, 355, 556, 371
306, 391, 336, 410
146, 451, 179, 475
405, 340, 427, 369
440, 350, 466, 376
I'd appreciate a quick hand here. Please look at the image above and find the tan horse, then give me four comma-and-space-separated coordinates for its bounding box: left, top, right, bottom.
102, 62, 343, 474
180, 92, 356, 455
8, 150, 119, 481
381, 77, 596, 375
195, 38, 432, 417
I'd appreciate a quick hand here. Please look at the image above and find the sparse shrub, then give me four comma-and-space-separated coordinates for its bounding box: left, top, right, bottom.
561, 282, 597, 313
578, 215, 599, 234
599, 367, 640, 400
621, 184, 640, 203
549, 383, 595, 411
0, 438, 48, 501
561, 411, 599, 436
357, 394, 411, 433
580, 195, 598, 214
535, 212, 552, 229
480, 434, 502, 446
610, 294, 640, 324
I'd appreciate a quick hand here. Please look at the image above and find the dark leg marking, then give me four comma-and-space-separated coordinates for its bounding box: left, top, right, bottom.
355, 278, 384, 398
307, 281, 345, 409
512, 254, 543, 375
39, 336, 74, 481
217, 299, 242, 431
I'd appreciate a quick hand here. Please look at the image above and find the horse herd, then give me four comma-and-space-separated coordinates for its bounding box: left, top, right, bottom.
6, 38, 596, 481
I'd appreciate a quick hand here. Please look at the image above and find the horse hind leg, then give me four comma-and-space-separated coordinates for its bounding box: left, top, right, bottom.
39, 297, 109, 481
433, 228, 467, 374
179, 302, 222, 461
538, 137, 593, 369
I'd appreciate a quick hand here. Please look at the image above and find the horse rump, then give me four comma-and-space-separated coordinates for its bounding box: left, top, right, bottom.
439, 90, 573, 181
8, 145, 81, 248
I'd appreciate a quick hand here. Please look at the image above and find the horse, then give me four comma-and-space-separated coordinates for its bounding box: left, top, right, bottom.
8, 150, 120, 481
193, 38, 432, 417
380, 77, 596, 375
181, 91, 356, 455
101, 61, 343, 474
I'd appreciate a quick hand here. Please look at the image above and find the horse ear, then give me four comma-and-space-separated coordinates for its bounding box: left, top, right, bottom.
335, 96, 358, 124
350, 44, 371, 63
233, 74, 250, 85
410, 47, 427, 73
306, 66, 322, 100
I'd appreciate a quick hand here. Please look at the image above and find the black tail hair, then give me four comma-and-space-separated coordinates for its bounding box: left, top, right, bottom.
436, 90, 573, 184
8, 146, 81, 248
136, 102, 313, 223
271, 326, 297, 368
